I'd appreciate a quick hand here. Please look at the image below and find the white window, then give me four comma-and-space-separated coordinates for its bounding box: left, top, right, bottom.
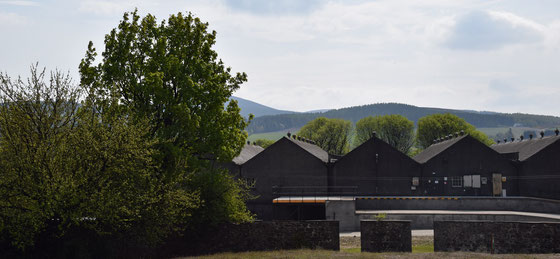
451, 176, 463, 187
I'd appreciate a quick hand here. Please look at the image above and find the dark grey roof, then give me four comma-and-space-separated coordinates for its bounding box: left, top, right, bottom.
491, 135, 560, 161
285, 137, 329, 163
413, 135, 468, 164
232, 144, 265, 165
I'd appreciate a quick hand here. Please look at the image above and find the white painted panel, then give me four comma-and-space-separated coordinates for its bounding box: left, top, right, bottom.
463, 175, 472, 187
472, 175, 481, 188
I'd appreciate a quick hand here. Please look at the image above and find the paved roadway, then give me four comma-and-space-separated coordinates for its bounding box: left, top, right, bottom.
340, 229, 433, 237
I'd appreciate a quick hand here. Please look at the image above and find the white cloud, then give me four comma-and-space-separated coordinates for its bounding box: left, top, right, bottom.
0, 1, 39, 6
0, 11, 29, 26
78, 1, 130, 15
78, 0, 158, 15
443, 10, 545, 50
2, 0, 560, 115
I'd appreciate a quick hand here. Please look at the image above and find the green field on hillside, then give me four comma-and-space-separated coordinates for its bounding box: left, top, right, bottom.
247, 128, 300, 142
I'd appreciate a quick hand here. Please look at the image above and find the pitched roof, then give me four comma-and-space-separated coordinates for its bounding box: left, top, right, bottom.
285, 136, 329, 163
491, 135, 560, 161
232, 144, 265, 165
413, 135, 468, 164
337, 135, 419, 165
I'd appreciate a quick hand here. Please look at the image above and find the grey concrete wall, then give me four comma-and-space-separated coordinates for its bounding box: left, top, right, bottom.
360, 220, 412, 252
165, 220, 340, 256
326, 200, 358, 232
434, 221, 560, 254
359, 212, 560, 229
356, 197, 560, 214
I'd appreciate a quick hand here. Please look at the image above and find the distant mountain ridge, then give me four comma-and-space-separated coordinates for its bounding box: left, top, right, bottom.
246, 102, 560, 134
229, 96, 295, 118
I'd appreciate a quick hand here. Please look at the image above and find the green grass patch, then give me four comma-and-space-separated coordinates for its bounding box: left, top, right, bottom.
412, 244, 434, 253
342, 247, 361, 253
247, 128, 300, 142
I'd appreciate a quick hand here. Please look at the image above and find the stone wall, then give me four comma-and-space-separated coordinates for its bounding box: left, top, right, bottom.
360, 220, 411, 252
434, 221, 560, 254
163, 220, 340, 257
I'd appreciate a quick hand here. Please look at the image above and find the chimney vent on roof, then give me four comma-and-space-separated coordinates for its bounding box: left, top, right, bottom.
292, 134, 297, 139
287, 132, 291, 138
247, 141, 250, 145
372, 131, 377, 138
460, 130, 465, 136
555, 128, 559, 136
497, 140, 501, 144
253, 141, 256, 145
520, 135, 524, 141
454, 132, 459, 137
449, 134, 453, 139
504, 138, 507, 143
540, 131, 545, 138
511, 137, 515, 142
529, 134, 533, 140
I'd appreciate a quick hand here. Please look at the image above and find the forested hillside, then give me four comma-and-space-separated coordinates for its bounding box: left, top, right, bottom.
247, 103, 560, 134
230, 96, 295, 117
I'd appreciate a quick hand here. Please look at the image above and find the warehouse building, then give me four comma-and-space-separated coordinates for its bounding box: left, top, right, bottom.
331, 134, 421, 196
413, 133, 518, 197
492, 130, 560, 199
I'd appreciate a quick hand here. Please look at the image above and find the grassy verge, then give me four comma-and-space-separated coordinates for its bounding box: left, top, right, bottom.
180, 236, 559, 258
181, 250, 560, 259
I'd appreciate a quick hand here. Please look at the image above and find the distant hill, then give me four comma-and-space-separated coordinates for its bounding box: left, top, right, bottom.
305, 109, 331, 113
229, 96, 295, 118
247, 103, 560, 134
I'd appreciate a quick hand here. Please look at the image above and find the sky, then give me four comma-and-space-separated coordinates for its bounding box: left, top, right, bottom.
1, 0, 560, 116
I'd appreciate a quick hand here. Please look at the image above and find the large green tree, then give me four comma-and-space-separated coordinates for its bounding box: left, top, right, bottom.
79, 10, 249, 172
78, 10, 253, 231
354, 114, 415, 154
298, 117, 352, 155
416, 113, 494, 149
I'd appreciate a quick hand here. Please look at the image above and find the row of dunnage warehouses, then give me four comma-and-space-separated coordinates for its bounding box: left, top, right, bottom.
225, 129, 560, 220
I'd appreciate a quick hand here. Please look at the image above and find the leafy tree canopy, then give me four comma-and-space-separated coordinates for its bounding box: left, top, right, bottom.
253, 139, 275, 149
354, 114, 415, 154
416, 113, 494, 149
79, 10, 250, 172
298, 117, 352, 155
0, 66, 200, 250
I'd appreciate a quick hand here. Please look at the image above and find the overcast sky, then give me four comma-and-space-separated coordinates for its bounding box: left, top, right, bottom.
2, 0, 560, 115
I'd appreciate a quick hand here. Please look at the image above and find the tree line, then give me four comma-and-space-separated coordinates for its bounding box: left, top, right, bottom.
1, 10, 253, 257
247, 103, 560, 135
255, 113, 493, 156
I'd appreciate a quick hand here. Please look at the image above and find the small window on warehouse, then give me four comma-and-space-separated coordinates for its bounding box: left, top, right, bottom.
451, 176, 463, 187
